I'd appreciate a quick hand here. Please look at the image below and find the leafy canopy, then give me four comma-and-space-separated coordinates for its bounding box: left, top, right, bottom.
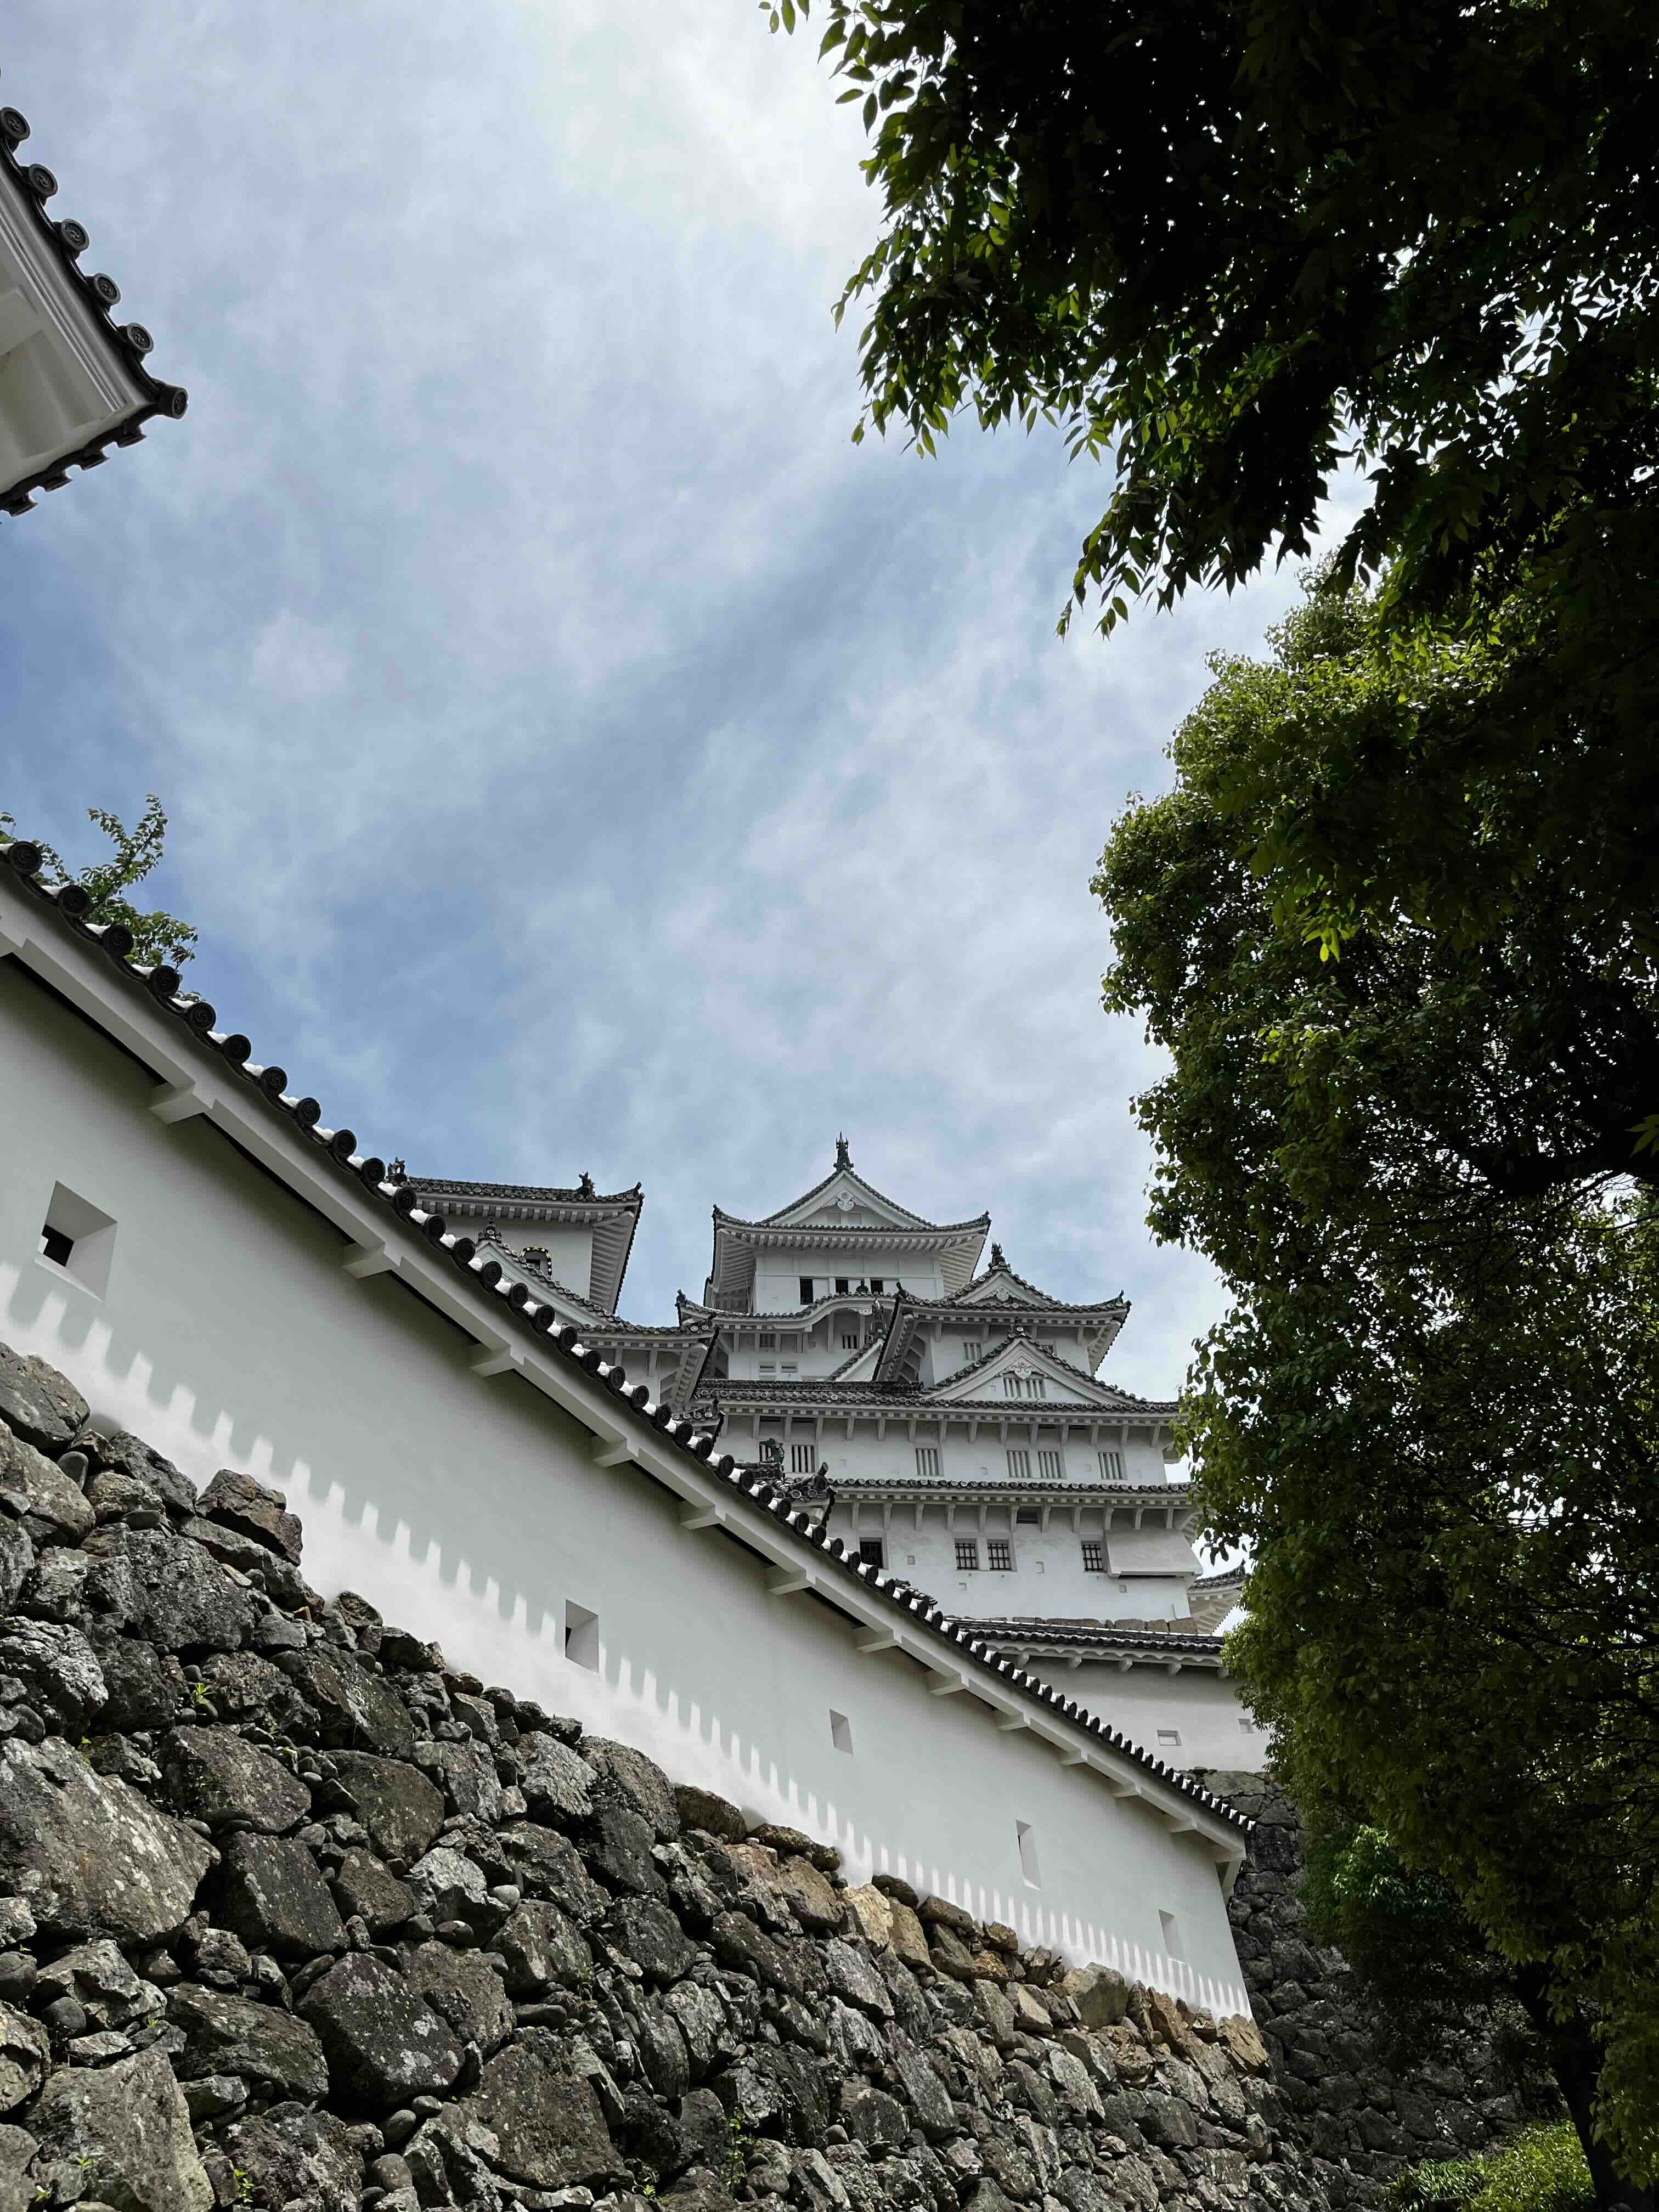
1, 795, 198, 969
1096, 583, 1659, 2186
771, 0, 1659, 634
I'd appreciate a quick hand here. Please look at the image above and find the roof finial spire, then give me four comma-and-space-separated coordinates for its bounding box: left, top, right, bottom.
834, 1134, 853, 1171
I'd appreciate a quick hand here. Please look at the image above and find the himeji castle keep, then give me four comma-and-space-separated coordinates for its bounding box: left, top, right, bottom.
402, 1144, 1251, 1774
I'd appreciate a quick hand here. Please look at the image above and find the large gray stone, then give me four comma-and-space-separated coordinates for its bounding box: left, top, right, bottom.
219, 1831, 346, 1957
20, 1543, 135, 1633
1060, 1963, 1129, 2030
0, 1418, 94, 1544
498, 1821, 608, 1922
712, 1910, 804, 1996
81, 1428, 198, 1518
27, 2046, 212, 2212
276, 1647, 417, 1760
218, 2104, 363, 2212
169, 1983, 329, 2100
92, 1634, 190, 1732
589, 1804, 666, 1897
584, 1737, 679, 1838
0, 1345, 87, 1454
672, 1783, 747, 1843
300, 1954, 465, 2111
893, 2041, 957, 2142
497, 1899, 594, 1994
407, 1940, 515, 2054
160, 1724, 311, 1832
603, 1893, 697, 1985
0, 1618, 106, 1732
0, 1519, 31, 1613
323, 1751, 444, 1860
518, 1731, 595, 1824
461, 2032, 618, 2188
35, 1938, 162, 2029
0, 2124, 32, 2212
198, 1467, 303, 1562
408, 1843, 490, 1927
825, 1939, 891, 2019
81, 1526, 254, 1652
0, 1736, 211, 1939
0, 2003, 47, 2114
425, 1736, 502, 1824
331, 1847, 415, 1935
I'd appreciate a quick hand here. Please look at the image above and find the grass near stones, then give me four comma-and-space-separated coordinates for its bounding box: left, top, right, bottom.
1389, 2127, 1594, 2212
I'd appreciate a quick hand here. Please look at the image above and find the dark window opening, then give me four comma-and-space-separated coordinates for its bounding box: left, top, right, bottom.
858, 1538, 885, 1569
39, 1225, 76, 1267
955, 1539, 979, 1571
799, 1277, 814, 1303
836, 1277, 850, 1294
987, 1539, 1013, 1570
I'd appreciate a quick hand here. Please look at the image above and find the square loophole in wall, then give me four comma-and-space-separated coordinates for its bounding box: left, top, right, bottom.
1159, 1909, 1183, 1958
830, 1709, 853, 1756
36, 1182, 117, 1301
565, 1600, 599, 1671
1017, 1819, 1041, 1888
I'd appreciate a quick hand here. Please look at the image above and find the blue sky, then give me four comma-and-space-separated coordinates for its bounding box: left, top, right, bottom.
2, 4, 1324, 1392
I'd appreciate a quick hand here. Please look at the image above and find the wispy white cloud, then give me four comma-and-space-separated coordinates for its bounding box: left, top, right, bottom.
2, 1, 1347, 1394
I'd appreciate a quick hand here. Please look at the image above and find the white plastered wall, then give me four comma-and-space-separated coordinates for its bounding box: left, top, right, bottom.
0, 964, 1250, 2015
1026, 1658, 1262, 1773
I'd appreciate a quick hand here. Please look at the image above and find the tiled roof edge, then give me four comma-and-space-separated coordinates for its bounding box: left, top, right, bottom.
0, 104, 187, 520
0, 842, 1250, 1841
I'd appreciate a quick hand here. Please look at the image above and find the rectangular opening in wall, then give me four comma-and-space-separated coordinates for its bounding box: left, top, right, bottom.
858, 1538, 885, 1569
1017, 1820, 1041, 1887
954, 1539, 979, 1571
36, 1182, 117, 1301
565, 1600, 599, 1671
987, 1539, 1013, 1571
830, 1709, 853, 1755
915, 1445, 940, 1479
791, 1442, 816, 1474
1156, 1727, 1182, 1748
1081, 1540, 1105, 1572
1159, 1909, 1183, 1957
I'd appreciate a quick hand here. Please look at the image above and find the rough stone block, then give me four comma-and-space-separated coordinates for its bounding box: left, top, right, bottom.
161, 1724, 311, 1832
198, 1468, 303, 1563
219, 1831, 346, 1957
0, 1346, 88, 1455
0, 2003, 48, 2114
29, 2047, 211, 2212
461, 2032, 618, 2188
0, 1736, 211, 1940
301, 1954, 465, 2111
323, 1752, 445, 1862
407, 1940, 514, 2055
170, 1983, 330, 2101
672, 1783, 747, 1842
0, 1419, 95, 1544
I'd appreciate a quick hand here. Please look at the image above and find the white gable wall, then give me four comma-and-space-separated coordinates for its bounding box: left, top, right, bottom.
0, 958, 1250, 2016
1024, 1660, 1262, 1775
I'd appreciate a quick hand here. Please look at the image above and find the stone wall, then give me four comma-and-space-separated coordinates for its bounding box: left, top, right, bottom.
0, 1338, 1341, 2212
1199, 1773, 1526, 2206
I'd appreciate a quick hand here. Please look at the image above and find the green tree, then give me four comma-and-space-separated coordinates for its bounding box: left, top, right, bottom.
1094, 583, 1659, 2197
1, 795, 198, 969
772, 0, 1659, 639
1302, 1821, 1571, 2119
